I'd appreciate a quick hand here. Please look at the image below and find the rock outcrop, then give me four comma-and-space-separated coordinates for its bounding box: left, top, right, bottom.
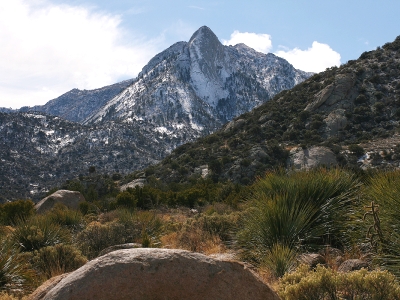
34, 248, 279, 300
288, 146, 338, 170
34, 190, 85, 213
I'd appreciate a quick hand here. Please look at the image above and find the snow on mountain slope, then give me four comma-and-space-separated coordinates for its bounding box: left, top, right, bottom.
84, 26, 312, 137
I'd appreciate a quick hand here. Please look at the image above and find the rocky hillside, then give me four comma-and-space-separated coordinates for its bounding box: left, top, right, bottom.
129, 35, 400, 185
18, 79, 134, 123
0, 112, 179, 201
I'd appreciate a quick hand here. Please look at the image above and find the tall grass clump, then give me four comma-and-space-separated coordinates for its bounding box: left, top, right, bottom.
365, 170, 400, 276
238, 168, 360, 277
0, 238, 33, 294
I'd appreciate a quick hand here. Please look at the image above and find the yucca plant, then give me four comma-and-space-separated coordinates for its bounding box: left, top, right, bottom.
238, 168, 360, 275
11, 216, 70, 252
0, 238, 33, 294
364, 170, 400, 276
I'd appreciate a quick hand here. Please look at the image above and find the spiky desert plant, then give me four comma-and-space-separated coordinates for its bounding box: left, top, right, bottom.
0, 238, 33, 294
11, 216, 70, 252
238, 168, 360, 275
364, 170, 400, 276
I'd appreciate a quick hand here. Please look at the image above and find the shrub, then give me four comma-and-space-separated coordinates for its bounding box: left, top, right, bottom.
76, 221, 126, 259
348, 144, 365, 157
46, 204, 83, 228
0, 200, 35, 225
115, 191, 137, 210
0, 239, 33, 294
11, 216, 70, 252
32, 244, 87, 279
116, 210, 164, 247
237, 169, 360, 274
278, 265, 400, 300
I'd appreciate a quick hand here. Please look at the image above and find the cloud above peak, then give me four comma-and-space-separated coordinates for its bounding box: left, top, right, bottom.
222, 31, 273, 53
223, 30, 341, 73
275, 41, 341, 73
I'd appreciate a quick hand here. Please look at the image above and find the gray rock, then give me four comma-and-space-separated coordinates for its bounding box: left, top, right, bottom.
35, 190, 85, 213
120, 178, 146, 191
37, 248, 280, 300
288, 146, 338, 170
324, 109, 348, 136
298, 253, 326, 268
305, 74, 356, 112
338, 259, 369, 272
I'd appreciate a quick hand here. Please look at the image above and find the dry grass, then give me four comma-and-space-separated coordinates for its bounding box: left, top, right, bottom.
161, 227, 225, 255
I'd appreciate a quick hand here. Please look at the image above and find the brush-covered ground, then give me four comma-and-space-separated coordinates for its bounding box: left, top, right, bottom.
2, 168, 400, 299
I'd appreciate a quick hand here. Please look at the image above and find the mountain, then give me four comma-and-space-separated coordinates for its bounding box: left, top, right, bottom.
129, 35, 400, 186
19, 79, 134, 123
0, 26, 311, 201
83, 26, 311, 141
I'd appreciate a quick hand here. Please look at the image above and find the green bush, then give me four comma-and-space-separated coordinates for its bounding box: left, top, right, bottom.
32, 244, 87, 279
237, 169, 360, 275
116, 210, 163, 247
115, 191, 137, 209
0, 200, 35, 225
11, 216, 70, 252
46, 204, 83, 228
76, 221, 126, 259
278, 265, 400, 300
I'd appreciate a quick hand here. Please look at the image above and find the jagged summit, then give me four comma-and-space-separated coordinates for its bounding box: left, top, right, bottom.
188, 25, 219, 45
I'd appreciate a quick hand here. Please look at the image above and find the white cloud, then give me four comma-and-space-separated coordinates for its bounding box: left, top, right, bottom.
274, 41, 341, 73
222, 30, 272, 53
0, 0, 160, 109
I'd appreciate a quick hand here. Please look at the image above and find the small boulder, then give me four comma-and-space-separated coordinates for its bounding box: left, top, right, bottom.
298, 253, 326, 268
35, 190, 85, 213
36, 248, 279, 300
338, 259, 369, 272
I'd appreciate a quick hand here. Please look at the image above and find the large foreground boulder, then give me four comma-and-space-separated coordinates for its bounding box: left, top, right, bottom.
35, 190, 85, 213
33, 248, 279, 300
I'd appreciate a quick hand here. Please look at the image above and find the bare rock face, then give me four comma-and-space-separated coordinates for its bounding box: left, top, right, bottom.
324, 109, 348, 136
338, 259, 369, 272
34, 190, 85, 213
37, 248, 280, 300
120, 178, 146, 191
288, 146, 338, 170
305, 73, 356, 112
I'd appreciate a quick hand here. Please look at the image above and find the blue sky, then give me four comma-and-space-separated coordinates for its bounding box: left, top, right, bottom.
1, 0, 399, 108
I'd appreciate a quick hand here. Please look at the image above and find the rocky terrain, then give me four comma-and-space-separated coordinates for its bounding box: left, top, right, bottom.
19, 80, 134, 123
130, 35, 400, 185
0, 26, 311, 201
